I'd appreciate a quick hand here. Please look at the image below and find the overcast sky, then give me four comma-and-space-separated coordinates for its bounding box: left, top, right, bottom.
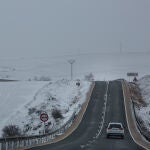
0, 0, 150, 58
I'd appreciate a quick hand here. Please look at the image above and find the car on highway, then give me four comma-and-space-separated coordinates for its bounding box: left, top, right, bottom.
106, 122, 124, 139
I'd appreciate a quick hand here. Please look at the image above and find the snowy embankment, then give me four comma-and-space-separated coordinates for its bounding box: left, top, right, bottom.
135, 75, 150, 131
0, 79, 91, 137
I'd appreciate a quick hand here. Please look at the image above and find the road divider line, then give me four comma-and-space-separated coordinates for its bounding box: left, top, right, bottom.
81, 82, 109, 149
96, 81, 109, 138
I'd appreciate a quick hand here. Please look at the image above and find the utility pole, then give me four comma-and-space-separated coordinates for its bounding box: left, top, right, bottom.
120, 41, 122, 53
68, 59, 75, 80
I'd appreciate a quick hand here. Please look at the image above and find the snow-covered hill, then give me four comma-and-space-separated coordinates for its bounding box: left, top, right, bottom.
136, 75, 150, 131
0, 79, 91, 137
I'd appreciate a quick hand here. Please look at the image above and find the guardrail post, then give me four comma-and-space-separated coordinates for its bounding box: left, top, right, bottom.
14, 139, 17, 149
16, 140, 19, 150
32, 139, 35, 145
28, 139, 31, 147
10, 141, 13, 150
23, 139, 25, 147
21, 139, 24, 148
5, 142, 8, 150
27, 138, 30, 147
20, 140, 22, 148
13, 140, 15, 149
2, 141, 6, 150
18, 140, 21, 148
7, 141, 10, 150
24, 139, 27, 147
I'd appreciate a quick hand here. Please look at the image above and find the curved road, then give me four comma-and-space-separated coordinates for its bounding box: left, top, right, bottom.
29, 81, 145, 150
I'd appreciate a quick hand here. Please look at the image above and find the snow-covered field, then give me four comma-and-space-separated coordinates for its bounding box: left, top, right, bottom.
0, 81, 48, 136
0, 79, 91, 137
0, 52, 150, 81
135, 76, 150, 131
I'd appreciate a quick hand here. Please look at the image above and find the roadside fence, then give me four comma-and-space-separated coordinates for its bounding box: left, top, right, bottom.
0, 112, 76, 150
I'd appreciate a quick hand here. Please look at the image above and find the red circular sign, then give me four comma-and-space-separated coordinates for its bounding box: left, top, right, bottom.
40, 113, 48, 122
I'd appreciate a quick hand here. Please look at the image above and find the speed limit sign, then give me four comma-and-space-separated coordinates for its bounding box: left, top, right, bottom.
40, 112, 48, 122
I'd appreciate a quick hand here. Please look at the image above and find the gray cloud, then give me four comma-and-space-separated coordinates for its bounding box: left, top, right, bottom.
0, 0, 150, 57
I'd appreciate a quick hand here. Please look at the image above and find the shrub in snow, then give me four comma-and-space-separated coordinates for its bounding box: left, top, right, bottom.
23, 124, 32, 133
2, 125, 22, 137
40, 104, 46, 110
33, 76, 51, 81
72, 96, 79, 105
52, 109, 63, 120
35, 109, 43, 115
84, 73, 94, 81
28, 107, 43, 115
44, 92, 57, 101
28, 107, 37, 115
33, 123, 42, 131
39, 76, 51, 81
44, 122, 52, 133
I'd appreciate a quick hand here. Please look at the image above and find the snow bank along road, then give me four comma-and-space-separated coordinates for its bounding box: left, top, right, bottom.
29, 81, 146, 150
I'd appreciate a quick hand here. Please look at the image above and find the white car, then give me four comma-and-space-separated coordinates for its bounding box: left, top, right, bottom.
106, 122, 124, 138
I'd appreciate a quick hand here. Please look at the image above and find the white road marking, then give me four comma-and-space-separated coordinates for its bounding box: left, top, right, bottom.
81, 82, 109, 148
96, 81, 109, 138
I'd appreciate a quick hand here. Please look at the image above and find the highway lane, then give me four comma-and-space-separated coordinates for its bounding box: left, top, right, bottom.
29, 81, 107, 150
91, 81, 145, 150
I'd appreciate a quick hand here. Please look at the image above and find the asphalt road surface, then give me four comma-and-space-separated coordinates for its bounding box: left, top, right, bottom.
29, 81, 145, 150
91, 81, 145, 150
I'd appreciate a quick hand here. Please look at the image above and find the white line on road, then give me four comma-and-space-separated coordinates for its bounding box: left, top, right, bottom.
95, 81, 109, 138
80, 81, 109, 148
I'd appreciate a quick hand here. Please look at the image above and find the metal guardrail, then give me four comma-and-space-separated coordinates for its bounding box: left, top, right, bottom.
0, 112, 76, 150
132, 101, 150, 142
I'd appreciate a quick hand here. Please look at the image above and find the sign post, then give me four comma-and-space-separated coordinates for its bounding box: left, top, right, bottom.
40, 112, 49, 134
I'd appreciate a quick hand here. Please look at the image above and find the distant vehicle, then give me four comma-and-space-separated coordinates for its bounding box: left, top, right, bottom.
106, 122, 124, 139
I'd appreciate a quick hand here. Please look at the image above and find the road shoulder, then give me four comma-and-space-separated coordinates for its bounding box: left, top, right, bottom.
122, 80, 150, 150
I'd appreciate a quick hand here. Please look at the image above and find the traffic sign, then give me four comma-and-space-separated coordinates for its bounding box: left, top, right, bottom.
127, 72, 138, 77
40, 112, 48, 122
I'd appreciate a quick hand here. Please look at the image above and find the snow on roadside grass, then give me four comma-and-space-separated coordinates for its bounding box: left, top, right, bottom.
0, 79, 91, 137
0, 81, 49, 137
136, 75, 150, 131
